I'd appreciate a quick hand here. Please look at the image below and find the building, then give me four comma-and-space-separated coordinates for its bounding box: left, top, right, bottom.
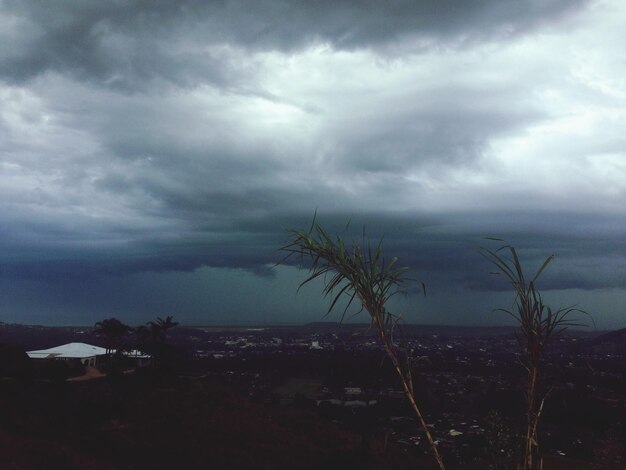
27, 342, 108, 367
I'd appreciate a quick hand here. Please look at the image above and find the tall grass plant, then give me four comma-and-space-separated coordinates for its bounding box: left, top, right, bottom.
280, 218, 445, 470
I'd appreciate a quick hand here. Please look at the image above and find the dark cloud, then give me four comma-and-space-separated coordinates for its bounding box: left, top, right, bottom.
3, 206, 625, 295
1, 0, 624, 329
271, 211, 626, 294
1, 205, 625, 329
1, 0, 590, 90
326, 85, 543, 174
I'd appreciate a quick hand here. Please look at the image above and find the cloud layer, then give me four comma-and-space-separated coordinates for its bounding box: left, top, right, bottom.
1, 0, 625, 327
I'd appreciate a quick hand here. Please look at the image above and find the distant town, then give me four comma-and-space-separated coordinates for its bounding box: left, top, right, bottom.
1, 321, 624, 468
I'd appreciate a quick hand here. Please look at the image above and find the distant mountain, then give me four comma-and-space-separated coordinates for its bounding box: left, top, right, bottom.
599, 326, 626, 341
586, 327, 626, 346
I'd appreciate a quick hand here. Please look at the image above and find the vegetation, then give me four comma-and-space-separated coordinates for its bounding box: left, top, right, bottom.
92, 316, 181, 373
0, 343, 31, 380
481, 240, 586, 470
131, 316, 179, 344
147, 315, 179, 343
134, 315, 181, 370
93, 318, 132, 357
280, 218, 446, 470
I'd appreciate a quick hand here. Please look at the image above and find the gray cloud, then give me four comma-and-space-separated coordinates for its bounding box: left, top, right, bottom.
325, 85, 543, 175
1, 0, 625, 328
1, 0, 590, 91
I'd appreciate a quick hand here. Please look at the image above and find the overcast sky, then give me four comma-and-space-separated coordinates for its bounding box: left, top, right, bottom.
1, 0, 625, 329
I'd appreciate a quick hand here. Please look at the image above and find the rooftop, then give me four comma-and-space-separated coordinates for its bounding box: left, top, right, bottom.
27, 342, 108, 359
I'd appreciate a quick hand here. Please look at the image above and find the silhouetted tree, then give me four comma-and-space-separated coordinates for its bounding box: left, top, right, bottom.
94, 318, 131, 357
0, 343, 32, 380
136, 316, 180, 370
132, 324, 150, 346
147, 315, 179, 342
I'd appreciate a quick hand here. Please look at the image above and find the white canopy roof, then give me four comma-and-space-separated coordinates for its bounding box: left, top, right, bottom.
27, 342, 108, 359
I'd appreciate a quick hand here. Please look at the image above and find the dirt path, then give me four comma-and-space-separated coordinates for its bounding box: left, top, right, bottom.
67, 365, 106, 381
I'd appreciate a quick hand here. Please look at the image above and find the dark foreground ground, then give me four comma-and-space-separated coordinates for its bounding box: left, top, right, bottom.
0, 322, 624, 469
1, 372, 432, 470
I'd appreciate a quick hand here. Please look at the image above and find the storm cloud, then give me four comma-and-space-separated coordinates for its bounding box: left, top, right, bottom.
0, 0, 625, 328
1, 0, 589, 88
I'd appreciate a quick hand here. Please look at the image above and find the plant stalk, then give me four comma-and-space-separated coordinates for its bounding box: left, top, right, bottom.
523, 365, 538, 470
373, 314, 445, 470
